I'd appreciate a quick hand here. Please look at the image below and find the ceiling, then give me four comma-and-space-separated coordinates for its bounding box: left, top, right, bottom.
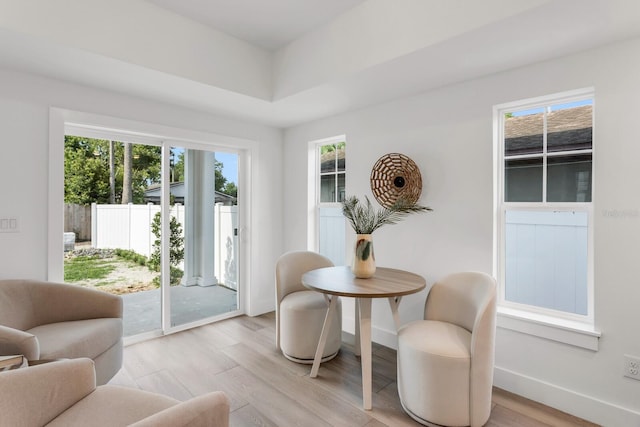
1, 0, 640, 128
146, 0, 366, 50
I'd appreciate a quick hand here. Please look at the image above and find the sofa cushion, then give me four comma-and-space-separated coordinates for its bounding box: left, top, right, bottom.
129, 392, 230, 427
29, 318, 122, 360
47, 385, 178, 427
0, 280, 123, 331
0, 358, 96, 427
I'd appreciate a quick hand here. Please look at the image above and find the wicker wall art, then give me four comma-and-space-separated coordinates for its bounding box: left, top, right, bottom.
370, 153, 422, 208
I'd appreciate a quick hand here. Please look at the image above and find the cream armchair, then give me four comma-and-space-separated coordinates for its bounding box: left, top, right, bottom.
276, 251, 342, 363
0, 358, 230, 427
0, 279, 123, 385
397, 272, 497, 427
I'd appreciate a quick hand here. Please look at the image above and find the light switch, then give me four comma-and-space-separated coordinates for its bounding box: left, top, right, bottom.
0, 217, 19, 233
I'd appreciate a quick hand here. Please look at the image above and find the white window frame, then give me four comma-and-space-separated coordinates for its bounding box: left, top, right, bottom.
307, 135, 346, 255
493, 88, 601, 350
316, 137, 346, 206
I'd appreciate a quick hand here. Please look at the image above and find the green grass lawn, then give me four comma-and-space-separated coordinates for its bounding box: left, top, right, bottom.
64, 256, 118, 283
63, 250, 162, 292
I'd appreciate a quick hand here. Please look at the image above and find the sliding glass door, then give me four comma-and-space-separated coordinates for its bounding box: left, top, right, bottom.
62, 127, 241, 338
168, 147, 239, 328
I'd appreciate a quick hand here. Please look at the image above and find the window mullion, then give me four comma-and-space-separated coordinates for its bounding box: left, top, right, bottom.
542, 108, 548, 203
333, 150, 339, 202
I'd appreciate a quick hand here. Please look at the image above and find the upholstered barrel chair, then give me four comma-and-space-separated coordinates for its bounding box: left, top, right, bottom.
275, 251, 342, 363
397, 272, 497, 427
0, 279, 123, 385
0, 358, 230, 426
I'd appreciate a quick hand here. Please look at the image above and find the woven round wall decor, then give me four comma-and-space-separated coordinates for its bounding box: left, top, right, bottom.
370, 153, 422, 208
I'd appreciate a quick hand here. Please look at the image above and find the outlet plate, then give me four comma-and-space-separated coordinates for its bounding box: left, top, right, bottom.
624, 355, 640, 380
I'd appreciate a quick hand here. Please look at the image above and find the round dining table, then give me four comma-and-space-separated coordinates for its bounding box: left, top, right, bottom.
302, 265, 426, 410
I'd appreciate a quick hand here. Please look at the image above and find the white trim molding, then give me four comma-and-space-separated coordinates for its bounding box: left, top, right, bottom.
497, 307, 600, 351
494, 367, 640, 426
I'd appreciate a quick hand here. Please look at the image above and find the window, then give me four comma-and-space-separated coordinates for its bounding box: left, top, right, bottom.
495, 89, 594, 325
311, 137, 346, 265
319, 141, 346, 203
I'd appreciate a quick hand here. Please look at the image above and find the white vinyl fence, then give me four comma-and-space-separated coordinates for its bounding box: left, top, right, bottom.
91, 203, 238, 289
505, 210, 588, 315
319, 207, 346, 266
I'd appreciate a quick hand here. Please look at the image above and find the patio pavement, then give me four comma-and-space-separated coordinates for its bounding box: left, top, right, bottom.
122, 284, 238, 336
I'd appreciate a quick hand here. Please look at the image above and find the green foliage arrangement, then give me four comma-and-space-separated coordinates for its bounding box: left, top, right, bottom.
341, 195, 432, 235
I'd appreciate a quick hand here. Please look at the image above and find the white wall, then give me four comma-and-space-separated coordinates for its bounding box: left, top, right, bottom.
0, 69, 283, 317
283, 37, 640, 425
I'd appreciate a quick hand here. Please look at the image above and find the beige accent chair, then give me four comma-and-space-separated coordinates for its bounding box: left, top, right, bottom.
397, 272, 497, 427
0, 358, 230, 427
0, 279, 123, 385
276, 251, 342, 363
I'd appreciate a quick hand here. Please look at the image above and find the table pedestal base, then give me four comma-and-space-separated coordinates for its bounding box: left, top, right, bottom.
310, 296, 404, 410
303, 266, 425, 411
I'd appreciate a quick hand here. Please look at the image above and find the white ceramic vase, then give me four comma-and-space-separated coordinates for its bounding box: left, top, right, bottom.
352, 234, 375, 278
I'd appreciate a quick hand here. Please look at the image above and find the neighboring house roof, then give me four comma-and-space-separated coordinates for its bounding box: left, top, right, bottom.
143, 182, 236, 205
505, 105, 592, 156
320, 147, 345, 173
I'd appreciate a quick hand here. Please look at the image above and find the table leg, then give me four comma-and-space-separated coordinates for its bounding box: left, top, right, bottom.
387, 296, 403, 331
358, 297, 372, 410
354, 298, 361, 356
310, 295, 337, 378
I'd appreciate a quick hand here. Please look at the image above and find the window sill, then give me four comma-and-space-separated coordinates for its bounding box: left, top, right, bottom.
497, 307, 601, 351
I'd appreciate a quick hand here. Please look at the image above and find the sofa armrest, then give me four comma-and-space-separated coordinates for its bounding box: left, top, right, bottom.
0, 324, 39, 360
129, 391, 230, 427
29, 281, 123, 325
0, 358, 96, 426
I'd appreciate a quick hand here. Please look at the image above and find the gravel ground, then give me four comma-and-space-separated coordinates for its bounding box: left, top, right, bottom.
85, 261, 158, 295
66, 247, 159, 295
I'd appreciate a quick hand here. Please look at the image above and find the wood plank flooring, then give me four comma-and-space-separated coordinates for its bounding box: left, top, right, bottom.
110, 312, 599, 427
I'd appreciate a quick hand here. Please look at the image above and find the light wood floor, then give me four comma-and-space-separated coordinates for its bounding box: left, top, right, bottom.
110, 312, 599, 427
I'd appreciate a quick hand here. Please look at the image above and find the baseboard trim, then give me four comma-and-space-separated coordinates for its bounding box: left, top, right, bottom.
340, 319, 640, 426
246, 299, 273, 317
342, 315, 399, 350
494, 367, 640, 426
